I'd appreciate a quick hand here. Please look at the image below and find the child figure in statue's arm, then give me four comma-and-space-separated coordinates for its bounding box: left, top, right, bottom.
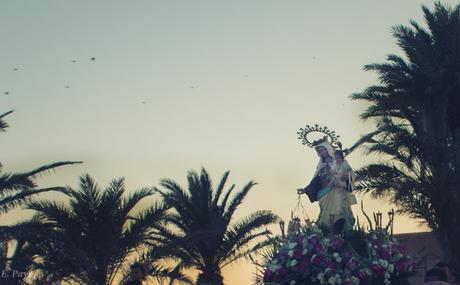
333, 149, 357, 205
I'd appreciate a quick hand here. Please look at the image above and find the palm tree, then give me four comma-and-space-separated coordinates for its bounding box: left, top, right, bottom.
0, 217, 82, 285
155, 168, 280, 285
0, 110, 13, 132
2, 174, 180, 285
0, 161, 82, 214
118, 252, 193, 285
0, 110, 82, 214
351, 2, 460, 271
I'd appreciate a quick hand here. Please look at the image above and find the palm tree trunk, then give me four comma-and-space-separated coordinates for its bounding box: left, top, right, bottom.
196, 269, 224, 285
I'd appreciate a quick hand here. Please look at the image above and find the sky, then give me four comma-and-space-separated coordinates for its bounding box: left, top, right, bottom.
1, 1, 457, 284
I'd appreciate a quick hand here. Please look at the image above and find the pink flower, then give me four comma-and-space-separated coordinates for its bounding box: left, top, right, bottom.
343, 251, 352, 262
314, 244, 323, 253
332, 238, 345, 250
311, 254, 324, 266
371, 263, 385, 277
381, 249, 391, 260
297, 235, 304, 245
395, 261, 404, 272
296, 262, 306, 273
358, 271, 368, 283
294, 249, 303, 259
327, 260, 336, 269
302, 256, 311, 265
348, 260, 358, 271
263, 269, 273, 282
277, 267, 288, 277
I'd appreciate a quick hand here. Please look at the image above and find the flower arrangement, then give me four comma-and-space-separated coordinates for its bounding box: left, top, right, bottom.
261, 225, 415, 285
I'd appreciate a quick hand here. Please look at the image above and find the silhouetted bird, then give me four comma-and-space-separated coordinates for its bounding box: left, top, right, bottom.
4, 91, 9, 95
141, 101, 146, 104
91, 57, 96, 61
13, 68, 18, 71
72, 60, 77, 63
190, 86, 195, 89
66, 86, 70, 89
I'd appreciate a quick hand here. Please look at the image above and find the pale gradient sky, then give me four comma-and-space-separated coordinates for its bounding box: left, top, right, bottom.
1, 1, 456, 284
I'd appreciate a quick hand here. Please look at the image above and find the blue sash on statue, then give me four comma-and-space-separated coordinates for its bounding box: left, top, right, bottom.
317, 187, 332, 200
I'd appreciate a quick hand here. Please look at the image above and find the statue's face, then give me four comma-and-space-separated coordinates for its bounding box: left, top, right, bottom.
335, 154, 343, 163
316, 146, 329, 158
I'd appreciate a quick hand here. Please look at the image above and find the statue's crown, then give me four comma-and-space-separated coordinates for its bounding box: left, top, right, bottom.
297, 124, 341, 149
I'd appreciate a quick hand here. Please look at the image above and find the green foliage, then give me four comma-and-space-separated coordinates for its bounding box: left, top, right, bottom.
156, 168, 280, 285
0, 110, 82, 214
0, 174, 183, 285
351, 1, 460, 270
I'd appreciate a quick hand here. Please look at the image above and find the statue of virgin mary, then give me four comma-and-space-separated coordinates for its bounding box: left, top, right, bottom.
298, 137, 355, 233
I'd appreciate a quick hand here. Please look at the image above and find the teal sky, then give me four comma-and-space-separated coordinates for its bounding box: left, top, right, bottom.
1, 1, 456, 284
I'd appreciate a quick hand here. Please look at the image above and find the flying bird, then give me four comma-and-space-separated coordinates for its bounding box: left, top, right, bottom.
141, 101, 146, 104
71, 60, 77, 63
66, 86, 70, 89
4, 91, 9, 95
90, 57, 96, 61
13, 68, 18, 71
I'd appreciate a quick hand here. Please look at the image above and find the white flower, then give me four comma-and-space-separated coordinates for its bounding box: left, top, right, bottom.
303, 249, 308, 255
336, 277, 342, 284
333, 252, 340, 258
384, 273, 390, 279
288, 250, 294, 257
388, 264, 395, 273
367, 242, 373, 247
379, 259, 389, 268
372, 234, 377, 240
328, 276, 336, 284
318, 273, 325, 281
371, 250, 377, 256
384, 279, 391, 285
351, 276, 360, 285
290, 281, 296, 285
289, 242, 297, 249
335, 257, 342, 263
323, 238, 331, 246
290, 260, 298, 267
